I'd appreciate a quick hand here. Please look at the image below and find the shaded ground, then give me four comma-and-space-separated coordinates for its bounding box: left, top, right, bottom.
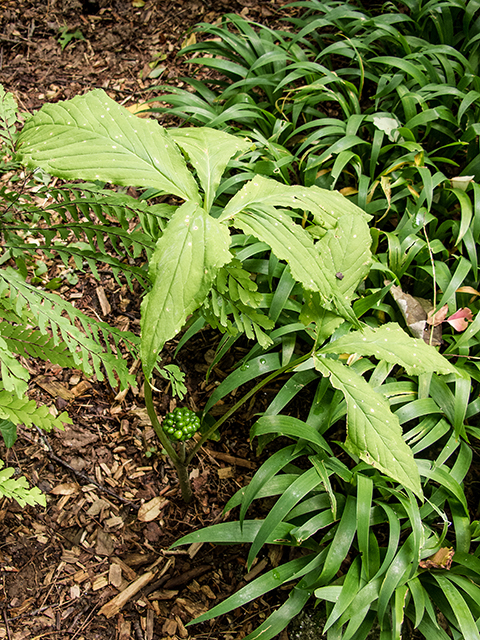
0, 1, 297, 639
0, 0, 285, 113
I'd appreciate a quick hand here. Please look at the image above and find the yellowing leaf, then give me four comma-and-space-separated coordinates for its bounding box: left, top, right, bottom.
182, 33, 197, 48
125, 102, 150, 117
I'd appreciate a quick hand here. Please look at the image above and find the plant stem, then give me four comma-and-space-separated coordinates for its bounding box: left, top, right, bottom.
186, 352, 311, 465
144, 378, 193, 503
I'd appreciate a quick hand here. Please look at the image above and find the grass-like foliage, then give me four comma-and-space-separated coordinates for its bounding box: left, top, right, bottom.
148, 1, 480, 638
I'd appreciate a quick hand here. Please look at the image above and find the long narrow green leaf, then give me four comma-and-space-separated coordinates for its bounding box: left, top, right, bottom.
251, 415, 332, 453
318, 494, 357, 585
204, 353, 281, 414
186, 556, 313, 625
247, 465, 323, 569
323, 557, 361, 631
242, 587, 312, 640
356, 473, 373, 579
408, 576, 426, 629
433, 574, 480, 640
377, 534, 414, 625
171, 519, 294, 547
223, 444, 305, 524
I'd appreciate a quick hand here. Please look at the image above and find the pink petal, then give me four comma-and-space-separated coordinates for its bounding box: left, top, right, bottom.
446, 308, 473, 332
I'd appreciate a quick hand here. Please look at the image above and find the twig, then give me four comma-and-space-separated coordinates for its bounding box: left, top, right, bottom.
30, 426, 139, 509
2, 608, 11, 640
423, 222, 437, 346
4, 600, 72, 622
0, 35, 35, 45
133, 618, 144, 640
70, 603, 101, 640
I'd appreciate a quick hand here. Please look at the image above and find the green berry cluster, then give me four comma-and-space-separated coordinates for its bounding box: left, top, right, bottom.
162, 407, 201, 442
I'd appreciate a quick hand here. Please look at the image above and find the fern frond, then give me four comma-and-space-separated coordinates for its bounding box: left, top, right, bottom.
0, 268, 139, 391
1, 182, 172, 289
202, 287, 274, 349
0, 385, 71, 431
0, 462, 46, 508
0, 321, 77, 368
0, 334, 30, 397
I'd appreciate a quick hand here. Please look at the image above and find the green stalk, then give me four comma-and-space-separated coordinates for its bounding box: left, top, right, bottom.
186, 352, 311, 465
144, 378, 193, 503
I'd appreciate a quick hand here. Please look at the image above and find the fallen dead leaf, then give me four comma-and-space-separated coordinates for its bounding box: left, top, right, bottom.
55, 425, 99, 450
50, 483, 79, 496
137, 497, 168, 523
86, 498, 110, 517
388, 283, 442, 345
35, 375, 74, 401
71, 380, 93, 398
125, 102, 150, 116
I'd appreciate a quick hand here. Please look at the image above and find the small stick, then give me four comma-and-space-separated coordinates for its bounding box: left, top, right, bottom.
2, 608, 11, 640
99, 571, 157, 619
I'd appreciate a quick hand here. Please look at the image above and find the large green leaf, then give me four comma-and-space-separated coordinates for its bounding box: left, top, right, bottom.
316, 213, 372, 306
171, 128, 250, 212
314, 357, 423, 498
233, 206, 360, 323
17, 89, 200, 202
140, 201, 232, 378
319, 323, 456, 376
218, 175, 371, 227
233, 205, 336, 305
